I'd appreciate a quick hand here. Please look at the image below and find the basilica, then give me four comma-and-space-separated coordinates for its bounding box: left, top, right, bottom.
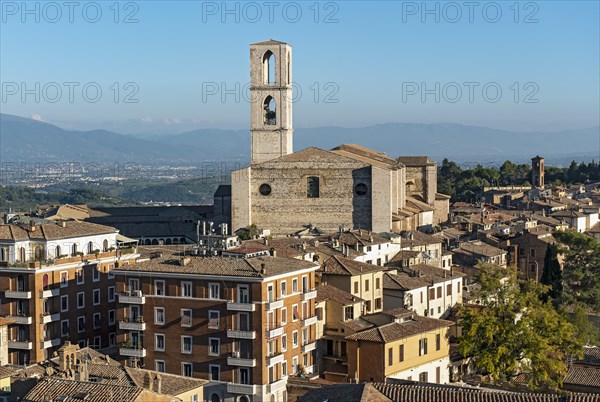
231, 40, 449, 235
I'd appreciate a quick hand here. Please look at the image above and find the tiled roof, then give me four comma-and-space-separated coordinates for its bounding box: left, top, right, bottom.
0, 366, 16, 379
242, 237, 317, 259
564, 366, 600, 389
256, 147, 369, 167
345, 315, 452, 343
325, 229, 391, 247
578, 347, 600, 366
0, 220, 117, 241
372, 383, 600, 402
396, 231, 442, 247
331, 144, 402, 170
298, 383, 391, 402
397, 156, 435, 166
125, 367, 208, 396
316, 284, 364, 305
454, 241, 506, 258
113, 255, 317, 278
252, 39, 289, 45
23, 378, 144, 402
320, 255, 386, 276
383, 272, 430, 291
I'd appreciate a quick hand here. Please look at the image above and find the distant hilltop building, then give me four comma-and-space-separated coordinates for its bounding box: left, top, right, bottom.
532, 155, 545, 188
231, 40, 449, 235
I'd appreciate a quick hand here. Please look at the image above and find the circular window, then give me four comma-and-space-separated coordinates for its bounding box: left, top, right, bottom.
259, 183, 272, 196
355, 183, 368, 196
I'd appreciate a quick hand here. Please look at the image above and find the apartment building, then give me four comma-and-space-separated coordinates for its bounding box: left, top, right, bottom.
318, 256, 386, 315
0, 220, 138, 365
345, 309, 453, 384
112, 252, 320, 402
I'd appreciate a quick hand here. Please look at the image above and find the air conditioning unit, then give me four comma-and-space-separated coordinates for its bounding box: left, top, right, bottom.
232, 351, 240, 358
123, 291, 131, 296
132, 290, 142, 297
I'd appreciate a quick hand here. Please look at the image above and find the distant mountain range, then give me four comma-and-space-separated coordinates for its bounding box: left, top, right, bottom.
1, 113, 598, 167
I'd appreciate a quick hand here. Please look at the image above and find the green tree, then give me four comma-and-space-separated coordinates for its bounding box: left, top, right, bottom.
459, 263, 582, 390
539, 244, 562, 304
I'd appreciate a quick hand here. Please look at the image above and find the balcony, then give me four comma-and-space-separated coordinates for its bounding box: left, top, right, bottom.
7, 315, 33, 325
118, 291, 145, 304
301, 315, 318, 327
41, 313, 61, 324
301, 341, 317, 353
265, 299, 283, 311
304, 364, 316, 375
227, 301, 256, 312
266, 352, 284, 366
227, 354, 257, 367
4, 290, 32, 299
227, 383, 256, 395
41, 338, 61, 349
9, 340, 33, 350
227, 329, 257, 340
41, 288, 60, 298
119, 319, 146, 331
267, 376, 288, 393
266, 325, 284, 339
301, 289, 317, 301
120, 347, 147, 358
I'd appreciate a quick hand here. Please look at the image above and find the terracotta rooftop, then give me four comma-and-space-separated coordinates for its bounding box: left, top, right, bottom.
316, 284, 364, 305
319, 255, 386, 276
299, 383, 391, 402
345, 314, 453, 343
564, 366, 600, 389
0, 220, 117, 241
113, 255, 318, 279
23, 378, 144, 402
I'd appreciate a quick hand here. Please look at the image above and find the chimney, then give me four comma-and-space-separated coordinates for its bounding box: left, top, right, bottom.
154, 373, 162, 394
180, 257, 191, 266
265, 238, 269, 246
270, 248, 277, 258
143, 372, 153, 389
29, 221, 35, 232
261, 263, 266, 275
59, 221, 66, 227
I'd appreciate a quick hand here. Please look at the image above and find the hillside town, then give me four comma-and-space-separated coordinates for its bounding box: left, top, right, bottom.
1, 41, 599, 402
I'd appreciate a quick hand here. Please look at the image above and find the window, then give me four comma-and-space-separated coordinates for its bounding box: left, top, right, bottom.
282, 360, 288, 376
156, 360, 165, 372
344, 306, 354, 321
530, 248, 535, 257
108, 310, 115, 325
93, 336, 101, 349
109, 333, 116, 346
209, 364, 220, 381
181, 281, 192, 298
108, 286, 115, 302
77, 316, 85, 333
181, 309, 192, 327
281, 334, 287, 351
292, 278, 298, 293
259, 183, 272, 196
355, 183, 368, 196
307, 176, 320, 198
264, 96, 276, 125
281, 308, 287, 325
292, 356, 298, 374
93, 313, 101, 329
61, 320, 69, 336
436, 366, 441, 383
61, 295, 69, 312
77, 292, 85, 309
354, 282, 359, 294
292, 331, 298, 348
447, 283, 452, 296
399, 344, 404, 362
93, 267, 100, 282
437, 287, 442, 299
108, 264, 115, 279
376, 277, 380, 289
208, 310, 219, 329
419, 372, 428, 382
60, 271, 68, 287
419, 338, 428, 356
154, 280, 165, 296
421, 291, 424, 303
209, 338, 220, 356
365, 279, 369, 292
208, 283, 220, 299
375, 298, 382, 310
280, 280, 287, 296
76, 269, 84, 285
316, 307, 323, 321
182, 363, 193, 377
365, 300, 371, 313
457, 281, 461, 293
93, 289, 100, 305
155, 307, 165, 325
429, 288, 435, 300
182, 336, 193, 354
155, 334, 165, 351
292, 304, 299, 321
388, 347, 393, 366
436, 334, 441, 351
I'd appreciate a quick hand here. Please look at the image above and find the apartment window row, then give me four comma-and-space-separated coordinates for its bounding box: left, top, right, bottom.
154, 307, 196, 327
151, 280, 220, 299
154, 334, 220, 356
267, 276, 309, 300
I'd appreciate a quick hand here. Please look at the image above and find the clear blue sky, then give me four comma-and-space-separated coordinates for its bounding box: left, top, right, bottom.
1, 0, 598, 133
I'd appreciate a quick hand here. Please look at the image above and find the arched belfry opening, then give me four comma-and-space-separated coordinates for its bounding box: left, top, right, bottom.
264, 96, 276, 125
262, 50, 276, 84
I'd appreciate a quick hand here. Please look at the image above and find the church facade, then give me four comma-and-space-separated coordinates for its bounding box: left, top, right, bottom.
232, 40, 449, 236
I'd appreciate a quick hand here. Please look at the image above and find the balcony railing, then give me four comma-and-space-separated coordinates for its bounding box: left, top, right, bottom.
227, 329, 257, 339
266, 325, 284, 339
265, 299, 284, 311
266, 352, 284, 366
301, 289, 317, 301
227, 301, 256, 312
227, 383, 256, 395
120, 346, 147, 358
227, 354, 257, 367
301, 341, 317, 353
119, 318, 146, 331
118, 291, 145, 304
8, 340, 33, 350
41, 313, 61, 324
301, 315, 318, 327
4, 290, 32, 299
41, 338, 61, 349
267, 376, 288, 393
7, 315, 33, 325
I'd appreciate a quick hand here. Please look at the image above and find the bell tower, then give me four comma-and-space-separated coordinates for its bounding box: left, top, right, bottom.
249, 40, 293, 164
531, 155, 545, 188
